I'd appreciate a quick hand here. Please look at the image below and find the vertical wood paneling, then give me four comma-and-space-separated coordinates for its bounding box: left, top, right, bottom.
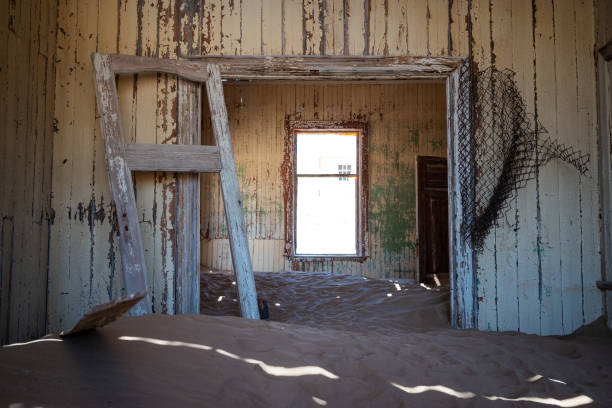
0, 0, 57, 343
25, 0, 602, 340
48, 0, 186, 333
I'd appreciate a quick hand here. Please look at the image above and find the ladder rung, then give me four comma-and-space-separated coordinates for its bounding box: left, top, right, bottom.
126, 143, 222, 173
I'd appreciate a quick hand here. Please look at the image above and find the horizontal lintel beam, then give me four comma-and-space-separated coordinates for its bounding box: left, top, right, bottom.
108, 54, 209, 82
182, 55, 464, 80
126, 143, 221, 173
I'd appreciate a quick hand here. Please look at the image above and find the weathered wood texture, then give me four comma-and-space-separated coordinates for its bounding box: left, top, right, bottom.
596, 0, 612, 329
60, 292, 145, 336
40, 0, 604, 337
174, 0, 203, 315
472, 0, 602, 335
111, 54, 208, 82
0, 0, 58, 344
201, 82, 447, 280
447, 67, 475, 329
205, 66, 260, 319
91, 53, 152, 315
126, 144, 221, 172
188, 55, 462, 80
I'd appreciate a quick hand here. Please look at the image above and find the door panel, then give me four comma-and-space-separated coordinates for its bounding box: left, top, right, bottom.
417, 156, 449, 284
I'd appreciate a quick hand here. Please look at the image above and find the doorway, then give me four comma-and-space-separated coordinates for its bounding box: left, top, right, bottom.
417, 156, 449, 286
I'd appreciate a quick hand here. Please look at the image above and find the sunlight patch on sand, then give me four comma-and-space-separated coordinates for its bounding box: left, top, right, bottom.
243, 358, 339, 379
391, 382, 476, 399
119, 336, 213, 351
392, 381, 592, 406
485, 395, 593, 407
4, 338, 63, 347
119, 336, 339, 379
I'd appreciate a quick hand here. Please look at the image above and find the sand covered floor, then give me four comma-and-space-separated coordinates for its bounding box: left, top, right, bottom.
1, 271, 611, 407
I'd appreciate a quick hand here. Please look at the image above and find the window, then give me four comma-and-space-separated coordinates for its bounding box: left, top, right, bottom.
283, 121, 369, 259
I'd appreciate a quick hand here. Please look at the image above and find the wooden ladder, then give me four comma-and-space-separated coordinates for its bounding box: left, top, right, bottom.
62, 53, 259, 335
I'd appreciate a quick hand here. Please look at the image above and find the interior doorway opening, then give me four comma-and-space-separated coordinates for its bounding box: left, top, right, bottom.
199, 80, 449, 286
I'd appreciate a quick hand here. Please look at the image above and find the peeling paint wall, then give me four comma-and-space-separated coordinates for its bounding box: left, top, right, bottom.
201, 82, 447, 280
0, 0, 57, 344
472, 0, 602, 336
37, 0, 604, 338
47, 0, 188, 334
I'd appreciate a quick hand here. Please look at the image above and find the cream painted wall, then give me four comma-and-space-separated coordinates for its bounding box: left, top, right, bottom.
40, 0, 603, 337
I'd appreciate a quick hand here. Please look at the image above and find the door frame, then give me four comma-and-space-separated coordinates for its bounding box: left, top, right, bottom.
176, 54, 476, 328
597, 42, 612, 328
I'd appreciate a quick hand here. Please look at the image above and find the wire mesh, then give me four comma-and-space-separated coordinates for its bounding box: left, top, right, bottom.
456, 64, 590, 252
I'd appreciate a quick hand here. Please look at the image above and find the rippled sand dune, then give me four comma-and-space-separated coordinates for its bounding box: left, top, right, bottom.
1, 270, 611, 407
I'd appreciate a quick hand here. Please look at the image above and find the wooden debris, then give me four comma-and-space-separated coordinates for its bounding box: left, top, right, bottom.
60, 292, 146, 336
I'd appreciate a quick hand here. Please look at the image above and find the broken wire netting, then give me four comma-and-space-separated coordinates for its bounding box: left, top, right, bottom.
456, 63, 590, 252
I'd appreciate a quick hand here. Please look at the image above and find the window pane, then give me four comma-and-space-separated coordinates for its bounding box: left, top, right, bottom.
296, 132, 357, 174
296, 177, 357, 255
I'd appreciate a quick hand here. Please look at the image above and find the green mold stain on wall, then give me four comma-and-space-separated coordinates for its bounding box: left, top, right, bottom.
369, 166, 417, 254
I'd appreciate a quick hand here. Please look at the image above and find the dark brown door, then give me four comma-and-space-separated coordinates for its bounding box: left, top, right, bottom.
417, 156, 449, 284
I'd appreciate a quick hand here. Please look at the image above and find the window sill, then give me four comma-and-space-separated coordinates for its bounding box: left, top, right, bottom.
285, 254, 369, 263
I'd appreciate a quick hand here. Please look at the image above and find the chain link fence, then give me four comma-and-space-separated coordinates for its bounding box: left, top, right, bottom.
456, 63, 590, 251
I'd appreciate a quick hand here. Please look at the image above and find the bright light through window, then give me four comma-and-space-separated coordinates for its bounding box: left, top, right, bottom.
295, 132, 358, 255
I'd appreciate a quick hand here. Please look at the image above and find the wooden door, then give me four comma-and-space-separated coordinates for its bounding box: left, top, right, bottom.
417, 156, 449, 284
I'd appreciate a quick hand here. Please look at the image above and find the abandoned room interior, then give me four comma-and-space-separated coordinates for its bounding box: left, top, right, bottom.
1, 0, 612, 406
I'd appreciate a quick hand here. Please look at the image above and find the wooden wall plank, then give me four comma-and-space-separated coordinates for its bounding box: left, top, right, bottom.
512, 0, 539, 335
304, 0, 324, 55
428, 0, 449, 56
534, 0, 562, 336
48, 0, 78, 334
576, 0, 602, 326
554, 0, 581, 335
367, 0, 386, 55
471, 0, 497, 332
283, 0, 303, 55
324, 0, 344, 55
491, 0, 519, 332
406, 0, 428, 56
242, 0, 262, 55
262, 1, 283, 54
202, 0, 222, 55
70, 0, 99, 319
345, 0, 365, 55
221, 0, 241, 55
